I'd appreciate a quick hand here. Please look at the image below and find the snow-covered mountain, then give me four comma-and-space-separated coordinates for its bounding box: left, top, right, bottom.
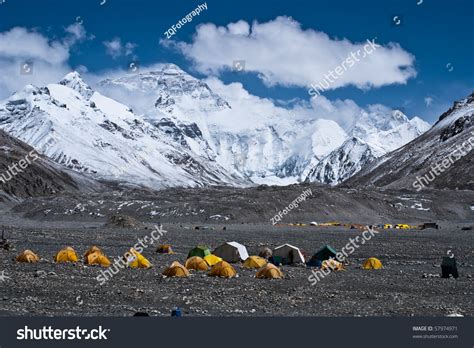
0, 64, 430, 189
300, 109, 430, 184
304, 137, 377, 185
0, 73, 248, 189
98, 64, 429, 186
346, 92, 474, 190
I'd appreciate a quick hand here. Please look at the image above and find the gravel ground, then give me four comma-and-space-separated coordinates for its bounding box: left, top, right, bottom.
0, 219, 472, 317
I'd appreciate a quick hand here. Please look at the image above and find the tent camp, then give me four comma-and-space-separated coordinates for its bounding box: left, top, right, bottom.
256, 263, 283, 279
272, 244, 305, 264
243, 256, 267, 269
156, 244, 174, 254
187, 246, 211, 259
126, 248, 151, 269
16, 250, 40, 263
212, 242, 249, 263
310, 245, 338, 262
185, 256, 208, 271
362, 257, 383, 269
208, 261, 237, 278
54, 246, 79, 263
203, 254, 223, 266
163, 261, 190, 277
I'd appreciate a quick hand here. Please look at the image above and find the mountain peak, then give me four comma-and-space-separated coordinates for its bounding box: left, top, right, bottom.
59, 71, 94, 99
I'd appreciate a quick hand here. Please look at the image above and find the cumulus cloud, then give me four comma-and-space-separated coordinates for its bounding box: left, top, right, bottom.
0, 23, 92, 99
103, 37, 137, 58
64, 22, 94, 46
166, 16, 417, 91
0, 27, 70, 64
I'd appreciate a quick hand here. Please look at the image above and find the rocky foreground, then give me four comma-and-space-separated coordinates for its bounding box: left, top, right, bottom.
0, 217, 472, 317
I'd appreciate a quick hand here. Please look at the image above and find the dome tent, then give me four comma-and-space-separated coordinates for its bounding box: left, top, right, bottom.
362, 257, 383, 270
54, 246, 79, 263
256, 264, 283, 279
208, 261, 237, 278
185, 256, 208, 271
187, 246, 211, 259
243, 256, 267, 269
16, 250, 40, 263
163, 261, 190, 277
203, 254, 223, 267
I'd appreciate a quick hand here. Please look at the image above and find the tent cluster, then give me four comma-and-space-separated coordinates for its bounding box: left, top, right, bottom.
15, 246, 151, 269
305, 245, 383, 272
280, 221, 435, 230
14, 240, 383, 282
161, 242, 283, 279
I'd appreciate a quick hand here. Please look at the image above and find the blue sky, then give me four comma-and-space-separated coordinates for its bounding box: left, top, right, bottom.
0, 0, 473, 123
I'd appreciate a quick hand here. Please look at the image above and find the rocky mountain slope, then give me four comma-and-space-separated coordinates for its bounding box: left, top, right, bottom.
345, 93, 474, 190
0, 129, 99, 201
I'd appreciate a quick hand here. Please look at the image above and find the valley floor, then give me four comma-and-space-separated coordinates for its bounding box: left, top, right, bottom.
0, 218, 472, 317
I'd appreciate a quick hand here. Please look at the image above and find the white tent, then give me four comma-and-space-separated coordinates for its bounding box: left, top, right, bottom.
213, 241, 249, 263
273, 244, 305, 264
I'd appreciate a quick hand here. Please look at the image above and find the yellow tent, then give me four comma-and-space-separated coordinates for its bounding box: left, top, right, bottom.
126, 248, 151, 269
54, 246, 79, 263
243, 255, 267, 269
208, 261, 237, 278
321, 259, 344, 271
395, 224, 410, 229
203, 254, 223, 266
156, 244, 174, 254
16, 249, 40, 263
163, 261, 190, 277
256, 263, 283, 279
362, 257, 383, 270
185, 256, 208, 271
85, 251, 111, 267
84, 246, 103, 258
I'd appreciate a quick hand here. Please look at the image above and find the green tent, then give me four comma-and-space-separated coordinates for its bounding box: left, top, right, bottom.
310, 245, 338, 262
187, 246, 211, 259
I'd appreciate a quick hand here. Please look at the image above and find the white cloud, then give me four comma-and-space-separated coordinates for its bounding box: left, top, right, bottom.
64, 22, 94, 46
103, 37, 137, 59
0, 24, 91, 99
166, 16, 417, 91
0, 27, 69, 64
424, 96, 433, 107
